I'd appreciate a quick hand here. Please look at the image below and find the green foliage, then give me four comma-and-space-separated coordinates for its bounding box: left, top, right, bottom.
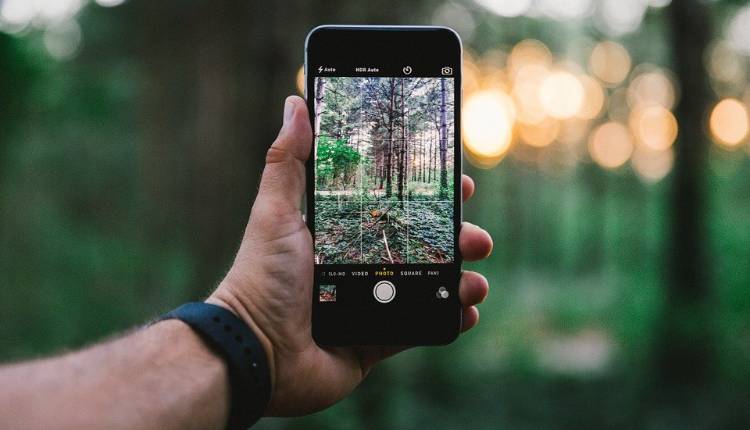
314, 201, 361, 264
319, 77, 363, 139
407, 202, 453, 262
313, 198, 453, 264
315, 136, 360, 190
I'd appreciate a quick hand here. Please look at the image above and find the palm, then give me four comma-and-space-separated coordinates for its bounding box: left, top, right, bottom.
220, 196, 373, 415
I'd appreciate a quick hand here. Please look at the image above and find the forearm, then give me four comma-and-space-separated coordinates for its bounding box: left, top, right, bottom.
0, 320, 229, 430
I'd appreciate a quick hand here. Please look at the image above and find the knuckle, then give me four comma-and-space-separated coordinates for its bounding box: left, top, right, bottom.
266, 145, 291, 164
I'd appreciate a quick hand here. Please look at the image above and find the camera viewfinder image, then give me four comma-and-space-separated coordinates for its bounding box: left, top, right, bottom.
313, 76, 455, 265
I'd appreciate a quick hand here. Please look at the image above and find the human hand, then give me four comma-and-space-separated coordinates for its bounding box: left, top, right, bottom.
207, 95, 493, 416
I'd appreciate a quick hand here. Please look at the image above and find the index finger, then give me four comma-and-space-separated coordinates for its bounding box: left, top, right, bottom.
462, 175, 475, 202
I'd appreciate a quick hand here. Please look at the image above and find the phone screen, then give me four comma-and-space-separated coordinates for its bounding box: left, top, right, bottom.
306, 26, 462, 345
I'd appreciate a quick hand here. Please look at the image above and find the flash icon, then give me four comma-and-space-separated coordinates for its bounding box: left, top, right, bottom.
318, 66, 324, 73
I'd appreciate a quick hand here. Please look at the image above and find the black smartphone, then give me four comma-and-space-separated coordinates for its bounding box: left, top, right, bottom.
305, 25, 462, 346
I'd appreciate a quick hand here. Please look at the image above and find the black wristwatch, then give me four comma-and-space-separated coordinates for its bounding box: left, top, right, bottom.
156, 302, 271, 430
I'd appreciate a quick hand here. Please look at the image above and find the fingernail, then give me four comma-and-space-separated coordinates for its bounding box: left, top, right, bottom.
283, 98, 295, 123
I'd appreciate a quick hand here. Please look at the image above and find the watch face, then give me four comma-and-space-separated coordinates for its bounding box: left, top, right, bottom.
306, 26, 463, 346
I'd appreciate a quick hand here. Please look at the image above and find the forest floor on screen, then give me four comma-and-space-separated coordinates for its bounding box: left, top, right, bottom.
313, 76, 455, 265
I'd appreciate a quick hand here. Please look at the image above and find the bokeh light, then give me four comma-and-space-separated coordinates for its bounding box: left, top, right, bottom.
589, 41, 631, 86
475, 0, 532, 18
539, 70, 584, 119
508, 39, 552, 76
709, 98, 749, 147
296, 65, 305, 95
511, 63, 549, 124
463, 89, 516, 167
431, 2, 476, 41
0, 0, 85, 33
95, 0, 127, 7
706, 40, 746, 92
648, 0, 671, 7
596, 0, 648, 36
480, 68, 510, 92
629, 105, 678, 150
631, 144, 674, 183
456, 36, 687, 174
519, 117, 559, 148
39, 0, 84, 24
728, 5, 750, 56
0, 0, 34, 30
627, 68, 678, 110
534, 0, 594, 21
463, 56, 481, 96
588, 121, 634, 168
43, 20, 82, 60
576, 74, 605, 119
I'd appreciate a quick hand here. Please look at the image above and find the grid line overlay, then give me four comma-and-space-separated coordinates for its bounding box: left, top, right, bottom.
313, 76, 455, 265
315, 135, 453, 264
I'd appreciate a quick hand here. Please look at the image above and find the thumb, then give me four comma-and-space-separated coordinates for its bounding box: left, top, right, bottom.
254, 96, 312, 214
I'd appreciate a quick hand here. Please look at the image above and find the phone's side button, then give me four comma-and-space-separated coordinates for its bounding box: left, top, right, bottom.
373, 280, 396, 304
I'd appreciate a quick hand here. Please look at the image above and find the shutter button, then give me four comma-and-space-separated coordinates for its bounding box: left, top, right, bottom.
373, 281, 396, 303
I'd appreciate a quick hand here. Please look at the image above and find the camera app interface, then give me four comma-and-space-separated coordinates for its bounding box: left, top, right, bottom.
311, 61, 458, 309
313, 76, 456, 265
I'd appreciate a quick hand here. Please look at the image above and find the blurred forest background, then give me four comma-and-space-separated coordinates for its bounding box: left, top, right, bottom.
2, 0, 750, 429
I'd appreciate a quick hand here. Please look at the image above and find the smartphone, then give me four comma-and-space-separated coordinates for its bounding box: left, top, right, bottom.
305, 25, 462, 346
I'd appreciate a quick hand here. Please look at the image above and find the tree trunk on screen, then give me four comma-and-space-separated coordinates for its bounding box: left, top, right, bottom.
397, 79, 406, 204
438, 77, 448, 198
430, 133, 437, 183
314, 77, 326, 137
385, 78, 396, 199
420, 138, 425, 182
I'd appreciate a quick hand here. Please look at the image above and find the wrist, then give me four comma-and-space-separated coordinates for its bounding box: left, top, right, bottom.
158, 301, 272, 427
206, 286, 276, 407
144, 319, 231, 429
